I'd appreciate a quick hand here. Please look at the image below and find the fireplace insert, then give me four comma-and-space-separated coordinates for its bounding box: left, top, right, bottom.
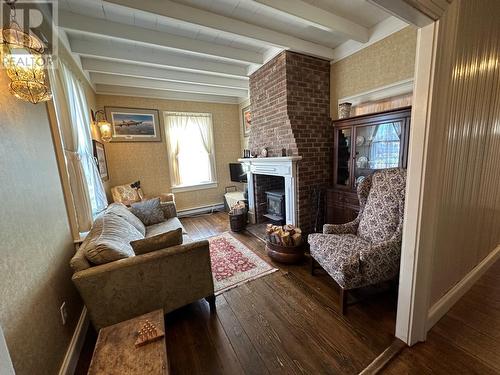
264, 190, 286, 224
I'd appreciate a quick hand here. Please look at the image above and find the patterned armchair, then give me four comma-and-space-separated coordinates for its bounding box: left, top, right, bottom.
308, 168, 406, 314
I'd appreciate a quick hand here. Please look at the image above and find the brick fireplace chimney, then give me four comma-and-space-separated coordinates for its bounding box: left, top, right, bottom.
249, 51, 333, 234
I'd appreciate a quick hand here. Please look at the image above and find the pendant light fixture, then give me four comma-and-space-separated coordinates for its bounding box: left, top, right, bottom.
1, 0, 52, 104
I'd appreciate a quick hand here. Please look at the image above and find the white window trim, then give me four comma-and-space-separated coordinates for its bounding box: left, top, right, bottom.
171, 181, 218, 193
164, 111, 218, 190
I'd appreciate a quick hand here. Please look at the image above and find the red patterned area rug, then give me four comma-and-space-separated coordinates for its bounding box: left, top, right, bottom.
209, 232, 278, 295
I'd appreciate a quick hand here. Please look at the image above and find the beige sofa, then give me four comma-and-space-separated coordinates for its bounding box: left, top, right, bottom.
70, 200, 215, 330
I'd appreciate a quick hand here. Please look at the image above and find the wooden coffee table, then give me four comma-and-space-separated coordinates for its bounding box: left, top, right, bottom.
88, 310, 169, 375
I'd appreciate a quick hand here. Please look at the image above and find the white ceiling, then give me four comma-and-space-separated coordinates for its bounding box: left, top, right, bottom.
57, 0, 408, 103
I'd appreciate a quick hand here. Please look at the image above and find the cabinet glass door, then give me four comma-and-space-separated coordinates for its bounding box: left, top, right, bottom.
353, 121, 403, 187
336, 127, 352, 187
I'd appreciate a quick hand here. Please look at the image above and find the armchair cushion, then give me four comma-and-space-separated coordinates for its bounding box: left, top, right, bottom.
130, 198, 165, 226
309, 233, 370, 289
83, 213, 143, 265
131, 228, 183, 255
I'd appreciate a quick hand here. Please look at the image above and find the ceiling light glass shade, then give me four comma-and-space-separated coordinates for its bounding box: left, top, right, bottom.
1, 19, 44, 55
97, 121, 113, 142
9, 78, 52, 104
2, 19, 51, 104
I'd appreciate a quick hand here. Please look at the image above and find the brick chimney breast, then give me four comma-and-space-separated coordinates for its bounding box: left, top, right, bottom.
248, 51, 333, 234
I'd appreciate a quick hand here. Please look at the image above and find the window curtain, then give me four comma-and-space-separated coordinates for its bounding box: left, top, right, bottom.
190, 113, 215, 182
165, 113, 190, 187
165, 112, 215, 187
49, 61, 107, 232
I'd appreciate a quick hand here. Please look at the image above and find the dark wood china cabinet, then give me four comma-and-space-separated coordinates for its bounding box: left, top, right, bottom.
326, 107, 411, 224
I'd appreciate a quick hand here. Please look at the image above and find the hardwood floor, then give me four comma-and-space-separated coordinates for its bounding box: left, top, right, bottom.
382, 260, 500, 374
168, 212, 397, 374
75, 212, 499, 374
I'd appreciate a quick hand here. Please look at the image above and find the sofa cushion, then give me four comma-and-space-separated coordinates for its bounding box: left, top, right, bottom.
131, 228, 183, 255
130, 198, 165, 226
145, 217, 187, 237
83, 213, 143, 265
106, 203, 146, 236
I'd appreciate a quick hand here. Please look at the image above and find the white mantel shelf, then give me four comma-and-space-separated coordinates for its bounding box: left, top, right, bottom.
239, 156, 302, 226
238, 156, 302, 162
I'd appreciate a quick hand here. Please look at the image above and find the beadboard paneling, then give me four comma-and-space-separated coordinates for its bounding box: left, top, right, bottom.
422, 0, 500, 305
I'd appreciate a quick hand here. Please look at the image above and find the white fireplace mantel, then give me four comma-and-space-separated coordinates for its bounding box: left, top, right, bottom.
238, 156, 302, 226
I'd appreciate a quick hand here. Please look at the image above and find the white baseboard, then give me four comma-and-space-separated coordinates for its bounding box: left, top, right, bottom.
177, 203, 225, 217
427, 244, 500, 330
59, 307, 89, 375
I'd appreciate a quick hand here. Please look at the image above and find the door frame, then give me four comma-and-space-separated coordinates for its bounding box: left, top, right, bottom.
395, 21, 439, 345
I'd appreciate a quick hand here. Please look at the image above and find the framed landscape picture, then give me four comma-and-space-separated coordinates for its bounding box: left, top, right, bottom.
242, 105, 251, 137
105, 107, 162, 142
92, 140, 109, 181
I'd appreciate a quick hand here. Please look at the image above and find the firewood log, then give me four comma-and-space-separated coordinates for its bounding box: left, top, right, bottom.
282, 232, 291, 246
292, 233, 302, 246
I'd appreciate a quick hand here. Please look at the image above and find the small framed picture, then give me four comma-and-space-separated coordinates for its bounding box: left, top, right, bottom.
92, 140, 109, 181
105, 106, 162, 142
242, 105, 251, 137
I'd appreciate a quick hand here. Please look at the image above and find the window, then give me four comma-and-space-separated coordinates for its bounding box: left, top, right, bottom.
49, 61, 107, 233
369, 122, 401, 169
164, 112, 217, 191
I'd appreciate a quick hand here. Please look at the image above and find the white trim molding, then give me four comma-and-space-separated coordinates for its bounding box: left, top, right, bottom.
58, 307, 89, 375
332, 16, 409, 62
338, 78, 414, 106
427, 245, 500, 329
395, 23, 438, 346
177, 203, 225, 217
171, 182, 219, 193
239, 156, 301, 226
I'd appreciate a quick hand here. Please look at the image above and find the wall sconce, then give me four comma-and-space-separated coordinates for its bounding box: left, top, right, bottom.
91, 109, 112, 142
1, 1, 52, 104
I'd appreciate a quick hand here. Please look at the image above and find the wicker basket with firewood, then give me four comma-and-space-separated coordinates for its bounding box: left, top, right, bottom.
265, 224, 304, 264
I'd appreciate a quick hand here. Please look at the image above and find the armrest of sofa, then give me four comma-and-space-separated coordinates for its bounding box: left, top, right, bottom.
72, 240, 213, 329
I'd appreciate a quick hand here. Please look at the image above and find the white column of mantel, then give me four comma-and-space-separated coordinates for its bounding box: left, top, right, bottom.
245, 165, 256, 224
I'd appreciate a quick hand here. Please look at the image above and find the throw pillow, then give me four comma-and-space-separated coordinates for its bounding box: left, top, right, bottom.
106, 202, 146, 236
130, 228, 183, 255
111, 181, 143, 206
83, 213, 143, 265
130, 198, 165, 226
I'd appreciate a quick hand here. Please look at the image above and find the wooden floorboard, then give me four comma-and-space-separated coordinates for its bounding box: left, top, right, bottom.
75, 212, 397, 374
382, 259, 500, 374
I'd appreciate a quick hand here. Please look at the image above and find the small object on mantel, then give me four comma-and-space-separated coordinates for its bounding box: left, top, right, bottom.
281, 148, 287, 157
135, 319, 165, 347
258, 147, 268, 158
338, 102, 352, 119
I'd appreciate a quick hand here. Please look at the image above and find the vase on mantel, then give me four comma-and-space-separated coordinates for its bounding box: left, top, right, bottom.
338, 102, 352, 119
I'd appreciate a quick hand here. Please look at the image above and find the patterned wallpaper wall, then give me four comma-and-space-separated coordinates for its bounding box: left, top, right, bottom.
96, 95, 243, 211
0, 69, 81, 374
330, 26, 418, 118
